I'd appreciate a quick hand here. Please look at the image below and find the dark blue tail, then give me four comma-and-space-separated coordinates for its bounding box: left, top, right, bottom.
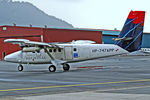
115, 11, 145, 52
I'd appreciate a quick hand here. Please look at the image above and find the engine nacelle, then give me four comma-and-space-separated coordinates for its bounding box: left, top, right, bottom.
22, 47, 41, 52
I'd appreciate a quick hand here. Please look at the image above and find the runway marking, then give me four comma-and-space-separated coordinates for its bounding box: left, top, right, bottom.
1, 79, 150, 92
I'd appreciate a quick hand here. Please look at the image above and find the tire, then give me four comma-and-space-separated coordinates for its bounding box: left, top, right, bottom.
18, 65, 23, 71
49, 65, 56, 72
63, 63, 70, 71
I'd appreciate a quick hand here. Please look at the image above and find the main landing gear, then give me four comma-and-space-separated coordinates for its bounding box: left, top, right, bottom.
18, 65, 23, 71
62, 63, 70, 72
48, 63, 70, 72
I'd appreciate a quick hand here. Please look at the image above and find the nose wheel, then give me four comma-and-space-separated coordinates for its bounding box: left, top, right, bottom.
18, 65, 23, 71
49, 65, 56, 72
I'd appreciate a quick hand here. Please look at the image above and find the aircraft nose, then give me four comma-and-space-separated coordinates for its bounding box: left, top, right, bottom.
4, 54, 17, 62
4, 51, 22, 62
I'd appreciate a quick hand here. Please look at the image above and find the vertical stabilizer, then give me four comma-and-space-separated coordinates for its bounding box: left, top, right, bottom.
115, 11, 145, 52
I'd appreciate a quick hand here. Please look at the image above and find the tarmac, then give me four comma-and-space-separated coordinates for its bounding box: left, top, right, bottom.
0, 55, 150, 100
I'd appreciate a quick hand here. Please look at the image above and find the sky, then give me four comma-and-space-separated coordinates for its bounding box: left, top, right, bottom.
13, 0, 150, 32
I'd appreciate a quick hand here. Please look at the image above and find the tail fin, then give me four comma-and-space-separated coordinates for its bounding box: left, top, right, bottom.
115, 11, 145, 52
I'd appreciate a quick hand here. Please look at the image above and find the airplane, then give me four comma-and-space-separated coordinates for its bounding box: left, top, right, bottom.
140, 48, 150, 53
4, 10, 145, 72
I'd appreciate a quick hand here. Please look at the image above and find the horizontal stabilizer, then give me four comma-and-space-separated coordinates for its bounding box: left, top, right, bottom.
112, 37, 133, 41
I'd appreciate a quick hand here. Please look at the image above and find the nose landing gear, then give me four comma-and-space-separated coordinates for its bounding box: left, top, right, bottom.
48, 65, 56, 72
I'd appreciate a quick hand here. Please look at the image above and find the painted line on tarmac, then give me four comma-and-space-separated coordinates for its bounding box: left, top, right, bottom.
96, 85, 150, 92
0, 78, 85, 84
1, 79, 150, 92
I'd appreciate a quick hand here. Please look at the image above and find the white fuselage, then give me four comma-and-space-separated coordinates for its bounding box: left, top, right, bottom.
4, 44, 128, 64
140, 48, 150, 53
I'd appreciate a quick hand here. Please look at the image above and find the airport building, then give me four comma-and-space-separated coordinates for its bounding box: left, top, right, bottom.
0, 25, 149, 60
0, 25, 102, 59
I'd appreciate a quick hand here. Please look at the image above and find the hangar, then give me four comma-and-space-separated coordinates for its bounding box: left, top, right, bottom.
0, 25, 102, 60
0, 25, 149, 60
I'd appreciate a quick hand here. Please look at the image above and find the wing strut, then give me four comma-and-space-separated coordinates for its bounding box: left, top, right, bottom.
43, 46, 65, 69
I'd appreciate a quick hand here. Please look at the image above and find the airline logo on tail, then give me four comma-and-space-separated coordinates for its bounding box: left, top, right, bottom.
115, 11, 145, 52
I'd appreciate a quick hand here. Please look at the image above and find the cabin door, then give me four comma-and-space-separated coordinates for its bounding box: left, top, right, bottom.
64, 46, 73, 60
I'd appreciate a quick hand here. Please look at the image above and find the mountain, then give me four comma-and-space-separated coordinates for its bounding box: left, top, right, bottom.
0, 0, 73, 28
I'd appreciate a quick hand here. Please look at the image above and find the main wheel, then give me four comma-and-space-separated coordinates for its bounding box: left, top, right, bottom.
18, 65, 23, 71
63, 63, 70, 72
49, 65, 56, 72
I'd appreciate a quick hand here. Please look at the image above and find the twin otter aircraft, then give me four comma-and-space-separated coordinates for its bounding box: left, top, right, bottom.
4, 11, 145, 72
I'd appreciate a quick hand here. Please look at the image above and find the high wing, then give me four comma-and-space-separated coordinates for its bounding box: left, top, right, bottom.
4, 39, 96, 47
4, 39, 61, 48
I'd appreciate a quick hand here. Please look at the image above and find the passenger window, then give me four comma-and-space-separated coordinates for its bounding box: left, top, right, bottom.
49, 49, 52, 52
53, 49, 56, 52
58, 48, 61, 52
73, 48, 77, 51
